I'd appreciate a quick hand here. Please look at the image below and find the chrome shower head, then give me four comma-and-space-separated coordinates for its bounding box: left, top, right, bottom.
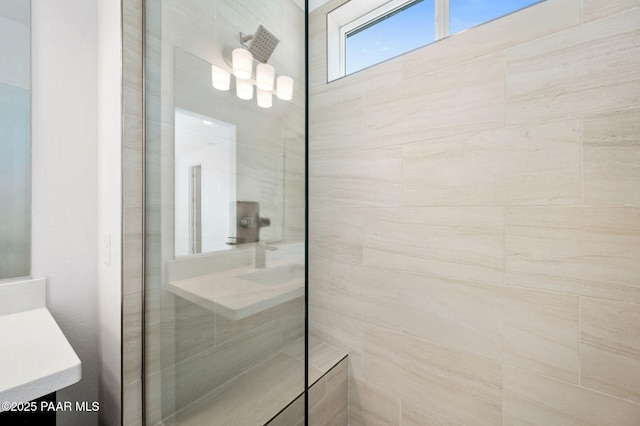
240, 25, 280, 63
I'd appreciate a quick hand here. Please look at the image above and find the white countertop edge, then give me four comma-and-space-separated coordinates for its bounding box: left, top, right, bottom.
0, 307, 82, 409
0, 278, 46, 316
0, 363, 82, 409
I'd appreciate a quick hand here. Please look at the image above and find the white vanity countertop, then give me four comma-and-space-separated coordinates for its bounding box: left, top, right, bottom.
168, 261, 304, 320
0, 278, 81, 410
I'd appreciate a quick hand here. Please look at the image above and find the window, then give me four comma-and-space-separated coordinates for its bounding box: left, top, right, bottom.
328, 0, 541, 81
345, 0, 434, 75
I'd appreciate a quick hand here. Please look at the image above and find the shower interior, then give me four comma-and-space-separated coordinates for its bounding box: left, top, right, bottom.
143, 0, 310, 424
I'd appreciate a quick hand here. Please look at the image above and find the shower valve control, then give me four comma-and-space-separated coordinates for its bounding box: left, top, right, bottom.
240, 216, 255, 229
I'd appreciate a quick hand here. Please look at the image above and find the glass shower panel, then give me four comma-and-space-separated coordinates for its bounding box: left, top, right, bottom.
144, 1, 306, 424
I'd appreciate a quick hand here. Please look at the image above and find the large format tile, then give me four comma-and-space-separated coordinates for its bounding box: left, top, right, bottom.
506, 8, 640, 124
313, 58, 403, 110
168, 319, 282, 412
399, 273, 503, 362
500, 286, 579, 383
309, 357, 349, 426
363, 207, 503, 285
583, 107, 640, 205
581, 298, 640, 403
582, 0, 640, 22
364, 52, 505, 146
310, 306, 366, 376
171, 352, 304, 426
310, 97, 363, 156
309, 208, 363, 264
403, 119, 581, 206
309, 147, 402, 208
401, 399, 464, 426
504, 367, 640, 426
399, 270, 578, 381
310, 259, 403, 332
505, 206, 640, 303
349, 376, 400, 426
362, 327, 503, 426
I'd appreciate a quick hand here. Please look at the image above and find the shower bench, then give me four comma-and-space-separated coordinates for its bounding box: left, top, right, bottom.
162, 337, 348, 426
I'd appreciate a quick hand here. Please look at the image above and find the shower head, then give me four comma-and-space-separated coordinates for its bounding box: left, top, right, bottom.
240, 25, 280, 63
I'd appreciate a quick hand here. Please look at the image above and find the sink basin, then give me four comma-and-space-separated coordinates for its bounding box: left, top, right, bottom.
238, 264, 305, 287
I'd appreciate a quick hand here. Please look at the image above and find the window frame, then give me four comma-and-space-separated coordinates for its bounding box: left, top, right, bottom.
327, 0, 541, 82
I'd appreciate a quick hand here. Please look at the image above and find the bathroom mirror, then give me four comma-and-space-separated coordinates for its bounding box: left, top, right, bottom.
173, 48, 288, 257
0, 0, 30, 279
174, 108, 237, 256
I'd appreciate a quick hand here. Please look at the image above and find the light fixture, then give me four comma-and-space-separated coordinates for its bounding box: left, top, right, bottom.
210, 27, 293, 109
276, 75, 293, 101
232, 48, 253, 80
235, 78, 253, 100
211, 65, 230, 91
257, 89, 272, 108
256, 63, 275, 91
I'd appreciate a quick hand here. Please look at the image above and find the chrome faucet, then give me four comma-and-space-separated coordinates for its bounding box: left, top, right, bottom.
254, 242, 277, 268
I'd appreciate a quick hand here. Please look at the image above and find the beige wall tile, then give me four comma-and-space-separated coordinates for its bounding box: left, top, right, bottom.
403, 119, 581, 206
501, 287, 579, 383
308, 375, 327, 411
399, 270, 579, 382
309, 147, 402, 208
349, 376, 400, 426
504, 367, 640, 426
215, 297, 301, 345
399, 273, 504, 362
310, 259, 404, 332
362, 327, 502, 426
309, 357, 349, 426
313, 59, 404, 110
310, 306, 365, 376
364, 52, 505, 146
309, 337, 348, 373
582, 0, 640, 22
267, 394, 304, 426
401, 399, 464, 426
173, 298, 216, 363
363, 207, 504, 285
309, 208, 363, 264
581, 298, 640, 403
123, 379, 142, 426
169, 319, 282, 412
506, 8, 640, 125
505, 206, 640, 302
584, 107, 640, 205
123, 292, 143, 385
310, 97, 363, 156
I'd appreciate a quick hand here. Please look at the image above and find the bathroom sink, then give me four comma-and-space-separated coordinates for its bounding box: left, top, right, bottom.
238, 264, 304, 287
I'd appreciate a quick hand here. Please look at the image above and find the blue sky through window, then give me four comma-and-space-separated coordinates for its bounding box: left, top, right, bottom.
345, 0, 434, 75
450, 0, 539, 35
343, 0, 540, 76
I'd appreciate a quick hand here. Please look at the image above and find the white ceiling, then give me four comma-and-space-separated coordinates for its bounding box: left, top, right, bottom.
309, 0, 331, 12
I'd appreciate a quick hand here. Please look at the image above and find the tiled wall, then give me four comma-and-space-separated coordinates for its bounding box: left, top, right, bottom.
309, 0, 640, 424
121, 0, 144, 424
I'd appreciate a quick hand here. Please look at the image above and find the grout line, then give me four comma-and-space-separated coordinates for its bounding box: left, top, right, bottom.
578, 296, 582, 386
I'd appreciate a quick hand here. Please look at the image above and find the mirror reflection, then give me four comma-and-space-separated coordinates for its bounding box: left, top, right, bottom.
0, 0, 30, 279
174, 109, 236, 256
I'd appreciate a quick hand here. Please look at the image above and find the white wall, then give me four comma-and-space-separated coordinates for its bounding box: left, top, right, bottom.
97, 0, 122, 424
31, 0, 100, 424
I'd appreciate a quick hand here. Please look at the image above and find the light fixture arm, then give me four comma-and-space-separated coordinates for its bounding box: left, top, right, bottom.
239, 32, 254, 48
